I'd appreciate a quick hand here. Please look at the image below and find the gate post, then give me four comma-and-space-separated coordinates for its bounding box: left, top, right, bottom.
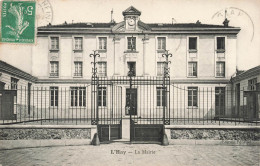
162, 50, 172, 125
90, 50, 100, 145
128, 69, 134, 142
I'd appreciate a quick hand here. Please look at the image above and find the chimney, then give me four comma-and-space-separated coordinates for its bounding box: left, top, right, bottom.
223, 18, 229, 27
223, 9, 229, 27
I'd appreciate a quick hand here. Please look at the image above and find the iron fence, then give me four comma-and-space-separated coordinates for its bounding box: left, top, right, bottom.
0, 80, 259, 126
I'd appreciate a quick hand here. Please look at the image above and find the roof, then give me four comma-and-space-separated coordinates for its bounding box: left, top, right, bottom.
232, 65, 260, 82
37, 6, 240, 34
40, 22, 114, 28
39, 22, 236, 29
0, 61, 37, 82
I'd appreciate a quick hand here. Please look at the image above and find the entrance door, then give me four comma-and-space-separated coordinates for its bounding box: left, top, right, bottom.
125, 88, 137, 115
215, 87, 225, 117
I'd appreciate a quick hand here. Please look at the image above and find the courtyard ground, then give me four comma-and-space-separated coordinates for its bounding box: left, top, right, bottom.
0, 143, 259, 166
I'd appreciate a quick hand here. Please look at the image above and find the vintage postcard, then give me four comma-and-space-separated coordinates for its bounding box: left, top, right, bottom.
0, 0, 259, 165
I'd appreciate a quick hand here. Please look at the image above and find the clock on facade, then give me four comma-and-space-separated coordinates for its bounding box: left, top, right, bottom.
128, 19, 135, 26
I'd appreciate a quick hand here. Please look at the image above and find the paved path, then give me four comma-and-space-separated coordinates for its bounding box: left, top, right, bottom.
0, 144, 259, 166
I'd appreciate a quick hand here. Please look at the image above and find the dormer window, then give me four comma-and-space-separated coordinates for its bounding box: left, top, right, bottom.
127, 37, 136, 51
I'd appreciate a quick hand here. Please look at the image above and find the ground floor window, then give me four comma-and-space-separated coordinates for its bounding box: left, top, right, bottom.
98, 87, 107, 107
70, 87, 86, 107
157, 87, 166, 106
188, 87, 198, 107
50, 87, 58, 106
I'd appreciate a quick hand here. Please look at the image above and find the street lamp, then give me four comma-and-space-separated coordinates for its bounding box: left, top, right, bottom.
162, 50, 172, 125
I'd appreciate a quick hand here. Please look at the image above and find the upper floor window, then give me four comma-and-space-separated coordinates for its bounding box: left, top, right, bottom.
188, 62, 197, 77
189, 37, 197, 50
98, 62, 107, 77
127, 37, 136, 51
216, 62, 225, 77
74, 37, 83, 50
127, 62, 136, 76
70, 87, 86, 107
11, 77, 18, 90
50, 87, 58, 107
50, 37, 59, 50
98, 37, 107, 50
217, 37, 225, 51
98, 87, 107, 107
50, 61, 59, 77
74, 62, 83, 77
157, 62, 164, 76
188, 87, 198, 107
248, 78, 257, 91
157, 37, 166, 50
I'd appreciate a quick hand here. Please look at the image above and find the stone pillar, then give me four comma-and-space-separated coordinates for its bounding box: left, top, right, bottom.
142, 34, 149, 76
121, 117, 130, 141
113, 35, 120, 75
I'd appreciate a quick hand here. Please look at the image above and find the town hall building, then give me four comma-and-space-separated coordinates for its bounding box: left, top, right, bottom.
1, 6, 249, 142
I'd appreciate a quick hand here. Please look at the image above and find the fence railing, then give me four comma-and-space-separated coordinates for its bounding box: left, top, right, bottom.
0, 82, 259, 126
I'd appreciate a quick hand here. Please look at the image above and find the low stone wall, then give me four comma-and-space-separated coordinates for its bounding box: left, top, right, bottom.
0, 128, 91, 140
170, 129, 260, 141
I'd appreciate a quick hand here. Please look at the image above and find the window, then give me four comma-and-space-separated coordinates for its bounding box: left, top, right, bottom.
50, 61, 59, 77
157, 62, 165, 76
70, 87, 86, 107
74, 62, 83, 77
50, 37, 59, 50
98, 62, 107, 77
98, 87, 107, 107
216, 62, 225, 77
74, 37, 83, 50
11, 77, 18, 90
50, 87, 58, 107
188, 62, 197, 77
217, 37, 225, 50
98, 37, 107, 50
188, 87, 198, 107
157, 87, 166, 107
157, 37, 166, 50
127, 62, 136, 76
248, 78, 257, 91
189, 37, 197, 50
127, 37, 136, 51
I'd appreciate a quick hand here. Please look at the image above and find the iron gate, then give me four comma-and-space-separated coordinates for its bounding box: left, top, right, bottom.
90, 50, 172, 142
91, 76, 170, 141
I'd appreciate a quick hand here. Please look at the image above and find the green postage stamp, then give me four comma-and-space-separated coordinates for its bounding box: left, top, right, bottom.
1, 0, 36, 44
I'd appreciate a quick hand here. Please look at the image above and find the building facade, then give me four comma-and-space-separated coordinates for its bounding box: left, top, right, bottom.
1, 6, 245, 141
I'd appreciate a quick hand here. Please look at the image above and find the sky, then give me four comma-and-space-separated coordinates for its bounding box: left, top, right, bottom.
1, 0, 260, 73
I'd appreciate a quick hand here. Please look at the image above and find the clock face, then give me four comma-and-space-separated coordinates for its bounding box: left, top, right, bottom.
128, 19, 135, 26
